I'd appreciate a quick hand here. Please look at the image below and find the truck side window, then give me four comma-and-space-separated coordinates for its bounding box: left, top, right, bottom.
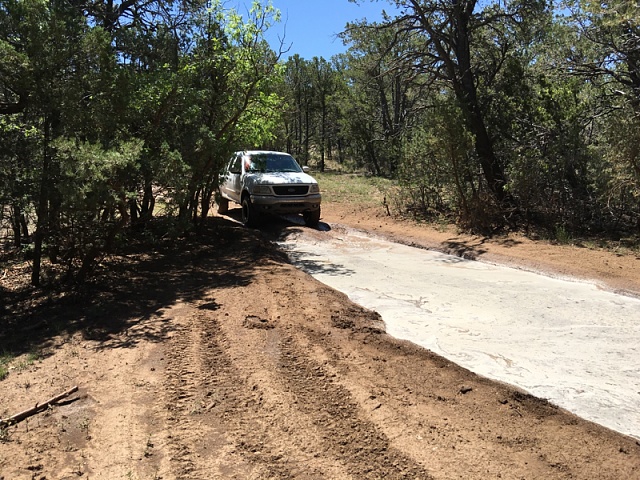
229, 155, 242, 174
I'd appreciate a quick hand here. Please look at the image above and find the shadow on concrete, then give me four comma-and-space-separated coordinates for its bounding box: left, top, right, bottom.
442, 238, 490, 260
442, 235, 523, 260
222, 207, 332, 236
216, 207, 346, 277
282, 249, 356, 277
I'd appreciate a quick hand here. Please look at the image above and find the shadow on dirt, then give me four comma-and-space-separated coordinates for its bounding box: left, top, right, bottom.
0, 216, 283, 359
221, 206, 332, 235
219, 208, 348, 277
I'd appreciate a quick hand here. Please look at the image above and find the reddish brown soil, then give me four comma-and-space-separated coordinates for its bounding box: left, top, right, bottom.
1, 201, 639, 480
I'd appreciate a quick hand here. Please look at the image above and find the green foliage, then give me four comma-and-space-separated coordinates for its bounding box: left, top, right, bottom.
39, 139, 143, 280
0, 0, 285, 284
2, 0, 640, 285
54, 139, 143, 210
0, 353, 12, 381
329, 0, 640, 235
554, 1, 640, 232
555, 225, 572, 245
396, 97, 474, 220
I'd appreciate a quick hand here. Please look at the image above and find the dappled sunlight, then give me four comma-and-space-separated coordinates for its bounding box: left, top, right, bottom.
0, 217, 268, 357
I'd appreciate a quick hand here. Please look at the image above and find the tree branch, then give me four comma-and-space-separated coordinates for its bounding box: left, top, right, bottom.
0, 386, 79, 428
0, 95, 26, 115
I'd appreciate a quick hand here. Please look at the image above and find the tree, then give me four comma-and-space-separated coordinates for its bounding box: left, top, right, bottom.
280, 55, 314, 162
0, 0, 123, 285
173, 1, 284, 224
0, 0, 287, 285
549, 2, 640, 232
352, 0, 549, 202
566, 1, 640, 114
338, 18, 421, 176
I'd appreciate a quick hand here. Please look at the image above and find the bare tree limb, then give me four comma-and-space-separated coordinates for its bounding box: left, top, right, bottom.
0, 386, 79, 428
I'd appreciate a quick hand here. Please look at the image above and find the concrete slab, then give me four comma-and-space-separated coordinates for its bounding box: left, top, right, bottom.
279, 227, 640, 439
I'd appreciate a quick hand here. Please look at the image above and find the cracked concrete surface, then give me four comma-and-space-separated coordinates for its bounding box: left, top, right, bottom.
279, 226, 640, 439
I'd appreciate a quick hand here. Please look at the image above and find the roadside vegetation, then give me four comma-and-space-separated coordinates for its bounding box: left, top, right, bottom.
0, 353, 11, 381
317, 169, 639, 255
314, 171, 393, 208
1, 0, 639, 287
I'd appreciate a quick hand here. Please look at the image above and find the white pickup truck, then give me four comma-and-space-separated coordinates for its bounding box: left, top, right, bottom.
217, 150, 322, 227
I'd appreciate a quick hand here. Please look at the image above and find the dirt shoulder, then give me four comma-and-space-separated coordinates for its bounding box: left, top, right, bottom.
1, 212, 639, 479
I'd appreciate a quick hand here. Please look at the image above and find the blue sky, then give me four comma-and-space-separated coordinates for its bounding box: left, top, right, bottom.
234, 0, 396, 60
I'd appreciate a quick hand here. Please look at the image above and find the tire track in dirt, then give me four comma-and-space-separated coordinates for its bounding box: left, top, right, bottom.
232, 256, 640, 480
162, 261, 435, 479
160, 248, 639, 480
164, 297, 280, 479
164, 295, 312, 479
195, 282, 355, 479
213, 265, 434, 479
274, 334, 434, 479
4, 220, 640, 480
164, 304, 207, 478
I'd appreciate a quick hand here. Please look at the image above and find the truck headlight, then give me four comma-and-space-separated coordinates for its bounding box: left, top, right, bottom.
310, 184, 320, 193
252, 185, 272, 195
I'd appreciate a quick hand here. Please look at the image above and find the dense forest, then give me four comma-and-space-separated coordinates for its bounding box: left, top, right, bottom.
1, 0, 639, 285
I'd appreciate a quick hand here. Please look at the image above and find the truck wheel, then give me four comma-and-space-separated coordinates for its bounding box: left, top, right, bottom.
241, 196, 259, 227
303, 207, 321, 227
216, 196, 229, 214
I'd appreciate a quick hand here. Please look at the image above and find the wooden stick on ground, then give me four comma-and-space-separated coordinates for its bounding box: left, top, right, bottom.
0, 386, 79, 428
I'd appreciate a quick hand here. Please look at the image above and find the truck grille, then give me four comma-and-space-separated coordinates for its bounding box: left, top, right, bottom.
273, 185, 309, 196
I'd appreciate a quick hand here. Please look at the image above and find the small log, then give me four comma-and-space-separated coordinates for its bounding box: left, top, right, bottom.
0, 386, 79, 428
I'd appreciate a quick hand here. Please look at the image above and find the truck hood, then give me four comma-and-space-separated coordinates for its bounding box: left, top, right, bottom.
248, 172, 318, 185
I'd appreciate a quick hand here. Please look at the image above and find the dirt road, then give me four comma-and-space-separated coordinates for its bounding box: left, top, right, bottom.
1, 206, 639, 479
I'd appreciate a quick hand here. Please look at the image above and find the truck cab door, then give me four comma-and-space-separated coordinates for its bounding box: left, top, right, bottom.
228, 154, 243, 203
221, 154, 243, 203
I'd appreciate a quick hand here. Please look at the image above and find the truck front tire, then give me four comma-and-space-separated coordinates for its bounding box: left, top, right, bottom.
303, 207, 321, 227
241, 196, 259, 227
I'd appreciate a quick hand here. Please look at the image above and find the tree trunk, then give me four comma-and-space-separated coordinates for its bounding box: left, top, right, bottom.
466, 101, 507, 202
200, 183, 214, 221
320, 100, 326, 172
304, 107, 310, 165
76, 202, 129, 283
451, 6, 507, 203
11, 205, 22, 248
296, 84, 303, 158
20, 212, 29, 243
179, 179, 199, 224
129, 198, 139, 223
32, 117, 52, 286
366, 142, 382, 176
141, 182, 155, 222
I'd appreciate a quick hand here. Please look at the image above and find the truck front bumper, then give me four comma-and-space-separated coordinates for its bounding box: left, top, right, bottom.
251, 194, 321, 215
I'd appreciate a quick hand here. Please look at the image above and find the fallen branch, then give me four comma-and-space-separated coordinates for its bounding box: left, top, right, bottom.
0, 386, 79, 428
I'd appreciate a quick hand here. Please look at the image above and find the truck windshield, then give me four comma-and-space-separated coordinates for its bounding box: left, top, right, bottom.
246, 154, 303, 173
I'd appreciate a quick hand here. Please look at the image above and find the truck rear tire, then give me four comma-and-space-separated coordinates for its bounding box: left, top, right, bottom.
217, 196, 229, 214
